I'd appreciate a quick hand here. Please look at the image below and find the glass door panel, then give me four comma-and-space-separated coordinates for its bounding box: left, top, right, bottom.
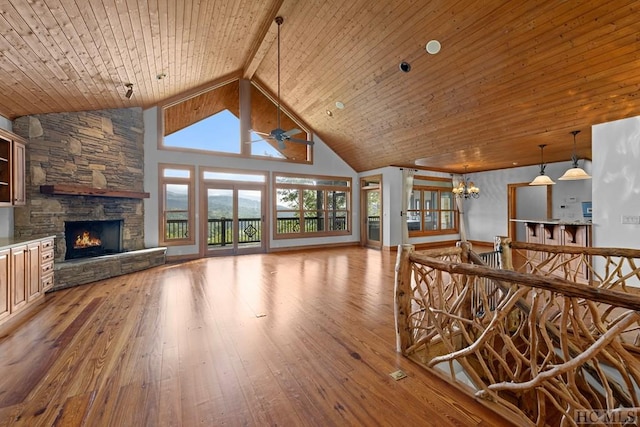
366, 190, 380, 242
361, 175, 382, 249
204, 185, 265, 256
237, 189, 262, 250
206, 187, 234, 253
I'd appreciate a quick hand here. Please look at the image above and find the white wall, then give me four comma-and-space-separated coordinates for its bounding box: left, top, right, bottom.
0, 116, 12, 238
592, 116, 640, 249
143, 107, 359, 257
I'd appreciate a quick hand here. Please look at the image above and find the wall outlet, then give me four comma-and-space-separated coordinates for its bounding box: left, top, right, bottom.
621, 215, 640, 224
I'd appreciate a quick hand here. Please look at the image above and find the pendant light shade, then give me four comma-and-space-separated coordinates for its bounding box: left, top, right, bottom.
559, 130, 591, 180
530, 144, 555, 186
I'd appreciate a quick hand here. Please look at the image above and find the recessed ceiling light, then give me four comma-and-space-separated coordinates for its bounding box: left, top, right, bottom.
426, 40, 441, 55
335, 101, 345, 109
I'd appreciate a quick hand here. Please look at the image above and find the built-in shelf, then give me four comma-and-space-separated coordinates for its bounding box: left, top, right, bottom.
40, 184, 150, 199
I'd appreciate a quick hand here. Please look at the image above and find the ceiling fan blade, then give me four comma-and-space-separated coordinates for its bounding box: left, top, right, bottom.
283, 128, 302, 137
244, 139, 267, 144
251, 130, 271, 136
287, 137, 314, 146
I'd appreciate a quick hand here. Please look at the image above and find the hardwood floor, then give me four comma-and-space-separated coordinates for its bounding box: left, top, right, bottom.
0, 247, 514, 426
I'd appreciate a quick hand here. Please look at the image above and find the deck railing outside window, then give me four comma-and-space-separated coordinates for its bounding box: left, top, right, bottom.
165, 217, 347, 245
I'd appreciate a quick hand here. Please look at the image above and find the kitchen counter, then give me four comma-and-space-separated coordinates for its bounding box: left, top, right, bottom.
510, 219, 592, 226
0, 235, 57, 250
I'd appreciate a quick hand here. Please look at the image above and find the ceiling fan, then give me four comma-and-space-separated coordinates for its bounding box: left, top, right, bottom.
247, 16, 314, 151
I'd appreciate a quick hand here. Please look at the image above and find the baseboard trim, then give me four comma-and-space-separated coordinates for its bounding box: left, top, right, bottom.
269, 241, 359, 253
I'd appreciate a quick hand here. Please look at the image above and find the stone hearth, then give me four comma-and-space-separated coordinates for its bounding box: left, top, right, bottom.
53, 247, 166, 291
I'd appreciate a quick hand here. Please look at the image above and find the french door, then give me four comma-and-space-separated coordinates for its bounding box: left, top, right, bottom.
361, 176, 382, 249
202, 183, 266, 256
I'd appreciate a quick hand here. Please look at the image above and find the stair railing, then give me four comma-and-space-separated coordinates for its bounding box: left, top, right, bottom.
395, 240, 640, 426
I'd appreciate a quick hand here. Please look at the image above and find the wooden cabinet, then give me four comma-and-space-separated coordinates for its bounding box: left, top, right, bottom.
12, 139, 25, 205
0, 249, 9, 322
0, 236, 55, 327
0, 129, 27, 207
10, 245, 28, 312
41, 238, 54, 292
0, 136, 10, 205
26, 242, 41, 301
520, 220, 591, 283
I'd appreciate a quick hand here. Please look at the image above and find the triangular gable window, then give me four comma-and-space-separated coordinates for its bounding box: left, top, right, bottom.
164, 109, 241, 153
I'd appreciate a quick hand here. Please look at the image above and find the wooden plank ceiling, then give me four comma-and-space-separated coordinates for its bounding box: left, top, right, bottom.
0, 0, 639, 173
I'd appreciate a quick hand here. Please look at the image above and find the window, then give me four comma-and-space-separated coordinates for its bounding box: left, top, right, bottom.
159, 164, 196, 246
274, 173, 351, 238
160, 79, 312, 163
407, 176, 458, 235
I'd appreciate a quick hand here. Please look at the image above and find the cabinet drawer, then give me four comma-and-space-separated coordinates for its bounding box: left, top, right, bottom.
41, 273, 54, 291
41, 249, 54, 262
41, 239, 54, 250
41, 260, 54, 275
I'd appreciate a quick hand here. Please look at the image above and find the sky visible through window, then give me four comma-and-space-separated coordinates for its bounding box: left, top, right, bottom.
164, 109, 283, 158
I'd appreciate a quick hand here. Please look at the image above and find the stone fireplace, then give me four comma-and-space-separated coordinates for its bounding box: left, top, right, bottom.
10, 108, 165, 290
11, 108, 147, 263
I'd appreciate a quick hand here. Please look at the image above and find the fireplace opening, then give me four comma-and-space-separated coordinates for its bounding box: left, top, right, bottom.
65, 219, 124, 260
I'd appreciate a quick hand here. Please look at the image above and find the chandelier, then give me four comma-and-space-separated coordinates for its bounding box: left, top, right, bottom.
452, 165, 480, 199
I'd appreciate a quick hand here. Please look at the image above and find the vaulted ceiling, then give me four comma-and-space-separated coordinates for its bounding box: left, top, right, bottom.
1, 0, 639, 173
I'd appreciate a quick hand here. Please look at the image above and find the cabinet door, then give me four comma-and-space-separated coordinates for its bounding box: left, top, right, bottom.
10, 245, 27, 312
12, 139, 25, 205
0, 249, 10, 322
26, 243, 41, 301
0, 136, 10, 206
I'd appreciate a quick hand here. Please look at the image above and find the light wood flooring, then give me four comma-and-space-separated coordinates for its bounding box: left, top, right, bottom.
0, 246, 514, 426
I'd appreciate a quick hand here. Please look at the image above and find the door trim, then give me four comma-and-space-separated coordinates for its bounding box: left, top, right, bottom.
507, 182, 552, 241
200, 182, 267, 257
360, 175, 383, 249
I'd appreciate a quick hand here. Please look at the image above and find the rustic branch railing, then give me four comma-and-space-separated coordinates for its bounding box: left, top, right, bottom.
395, 239, 640, 426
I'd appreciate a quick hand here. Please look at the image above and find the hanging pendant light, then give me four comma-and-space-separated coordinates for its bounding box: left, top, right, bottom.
529, 144, 555, 186
559, 130, 591, 180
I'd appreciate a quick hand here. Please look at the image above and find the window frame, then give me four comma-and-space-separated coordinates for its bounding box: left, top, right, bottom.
158, 163, 196, 246
407, 175, 458, 236
273, 172, 352, 239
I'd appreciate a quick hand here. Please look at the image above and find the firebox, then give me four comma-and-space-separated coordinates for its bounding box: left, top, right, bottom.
65, 219, 124, 260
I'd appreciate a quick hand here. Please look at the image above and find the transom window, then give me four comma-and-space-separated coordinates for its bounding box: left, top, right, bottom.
274, 173, 351, 238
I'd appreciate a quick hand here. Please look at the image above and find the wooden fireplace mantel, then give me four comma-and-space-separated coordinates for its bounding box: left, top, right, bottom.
40, 184, 150, 199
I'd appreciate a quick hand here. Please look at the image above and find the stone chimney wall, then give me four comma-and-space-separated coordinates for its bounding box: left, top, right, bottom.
12, 108, 146, 262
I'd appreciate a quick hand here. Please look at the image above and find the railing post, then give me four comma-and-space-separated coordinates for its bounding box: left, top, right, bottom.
497, 236, 514, 271
395, 244, 414, 353
459, 241, 472, 264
